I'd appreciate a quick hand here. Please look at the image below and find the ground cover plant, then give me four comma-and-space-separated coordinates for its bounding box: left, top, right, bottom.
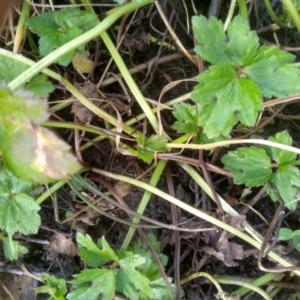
2, 0, 300, 299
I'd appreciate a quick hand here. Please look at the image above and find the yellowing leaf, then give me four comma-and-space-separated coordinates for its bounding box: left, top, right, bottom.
72, 52, 93, 74
0, 87, 82, 184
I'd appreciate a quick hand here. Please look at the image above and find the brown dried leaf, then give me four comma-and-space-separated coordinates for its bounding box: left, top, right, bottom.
114, 181, 132, 198
216, 233, 244, 267
71, 81, 99, 123
71, 101, 95, 123
47, 233, 77, 260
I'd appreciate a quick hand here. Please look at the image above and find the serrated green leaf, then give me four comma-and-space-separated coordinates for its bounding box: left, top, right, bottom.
0, 165, 32, 195
26, 74, 54, 98
26, 11, 59, 35
77, 233, 118, 267
193, 16, 229, 64
26, 8, 98, 66
137, 148, 154, 164
36, 274, 67, 300
136, 131, 147, 147
144, 135, 168, 151
226, 15, 259, 65
132, 234, 168, 281
244, 45, 300, 98
221, 147, 272, 186
2, 237, 28, 260
266, 131, 296, 172
172, 103, 200, 133
150, 277, 181, 300
192, 15, 258, 65
192, 64, 262, 138
0, 56, 28, 82
0, 57, 53, 97
68, 269, 115, 300
268, 166, 300, 210
293, 235, 300, 252
278, 228, 294, 241
116, 255, 153, 300
0, 193, 41, 235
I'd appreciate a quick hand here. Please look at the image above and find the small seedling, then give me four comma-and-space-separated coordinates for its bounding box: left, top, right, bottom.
278, 228, 300, 252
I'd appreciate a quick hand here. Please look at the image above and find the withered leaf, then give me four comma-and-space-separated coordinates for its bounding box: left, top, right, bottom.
47, 233, 77, 260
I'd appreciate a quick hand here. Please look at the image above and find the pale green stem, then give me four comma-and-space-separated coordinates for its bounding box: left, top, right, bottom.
91, 168, 300, 276
121, 160, 167, 249
282, 0, 300, 33
181, 272, 225, 298
232, 273, 281, 296
216, 277, 272, 300
224, 0, 237, 30
99, 30, 163, 136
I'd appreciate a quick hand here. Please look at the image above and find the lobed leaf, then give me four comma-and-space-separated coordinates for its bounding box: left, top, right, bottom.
192, 15, 258, 66
221, 147, 272, 186
192, 64, 262, 138
68, 269, 115, 300
244, 45, 300, 98
2, 237, 28, 260
77, 233, 118, 267
0, 193, 41, 235
267, 166, 300, 210
266, 131, 296, 172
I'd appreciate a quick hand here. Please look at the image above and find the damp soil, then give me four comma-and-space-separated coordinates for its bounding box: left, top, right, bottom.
2, 1, 300, 299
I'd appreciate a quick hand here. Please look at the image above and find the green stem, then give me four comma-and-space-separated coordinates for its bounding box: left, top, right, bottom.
237, 0, 248, 21
282, 0, 300, 32
99, 30, 162, 136
35, 180, 67, 205
264, 0, 289, 28
181, 273, 225, 298
91, 168, 300, 276
8, 0, 154, 91
232, 273, 281, 296
224, 0, 237, 30
215, 277, 272, 300
121, 160, 167, 249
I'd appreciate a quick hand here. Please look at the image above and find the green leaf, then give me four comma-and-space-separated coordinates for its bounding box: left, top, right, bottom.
26, 8, 98, 66
26, 74, 54, 98
0, 165, 32, 195
172, 103, 201, 134
192, 16, 229, 64
2, 237, 28, 260
266, 131, 296, 172
36, 274, 67, 300
137, 148, 154, 164
116, 255, 153, 300
0, 56, 28, 82
0, 193, 41, 235
0, 58, 54, 97
278, 228, 294, 241
150, 277, 180, 300
293, 235, 300, 252
144, 135, 168, 152
132, 234, 168, 280
68, 269, 115, 300
192, 15, 259, 65
244, 45, 300, 98
267, 166, 300, 210
221, 147, 272, 186
77, 233, 118, 267
192, 64, 262, 138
